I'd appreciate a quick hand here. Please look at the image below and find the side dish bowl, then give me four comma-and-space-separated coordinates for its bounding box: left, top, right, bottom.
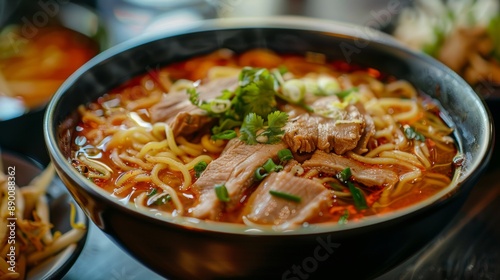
1, 151, 88, 279
44, 17, 493, 279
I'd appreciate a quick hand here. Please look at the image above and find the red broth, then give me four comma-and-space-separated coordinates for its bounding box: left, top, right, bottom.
67, 49, 458, 226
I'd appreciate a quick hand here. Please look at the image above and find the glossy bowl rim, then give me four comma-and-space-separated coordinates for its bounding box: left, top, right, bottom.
44, 16, 493, 236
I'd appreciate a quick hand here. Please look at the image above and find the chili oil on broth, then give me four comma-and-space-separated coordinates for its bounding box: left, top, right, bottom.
0, 25, 99, 117
67, 48, 459, 227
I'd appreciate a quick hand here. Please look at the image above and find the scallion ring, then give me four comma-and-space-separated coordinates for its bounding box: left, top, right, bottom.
210, 99, 231, 113
278, 148, 293, 162
214, 184, 230, 202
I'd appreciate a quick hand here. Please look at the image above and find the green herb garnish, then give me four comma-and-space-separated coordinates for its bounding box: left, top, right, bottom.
147, 188, 158, 197
254, 158, 283, 181
338, 209, 349, 225
194, 161, 208, 178
262, 158, 283, 173
188, 67, 287, 142
215, 184, 230, 202
336, 87, 358, 99
336, 167, 368, 210
278, 148, 293, 162
347, 181, 368, 210
254, 167, 268, 181
269, 190, 301, 203
234, 67, 278, 118
154, 194, 172, 205
404, 126, 425, 141
337, 167, 352, 183
240, 111, 288, 144
329, 182, 345, 191
211, 130, 237, 140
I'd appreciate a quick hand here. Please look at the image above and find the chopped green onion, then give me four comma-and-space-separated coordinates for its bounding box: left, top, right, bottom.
337, 167, 352, 183
282, 79, 306, 103
187, 88, 200, 105
347, 181, 368, 210
278, 148, 293, 162
147, 188, 158, 197
194, 161, 208, 178
329, 182, 345, 191
338, 209, 349, 225
154, 194, 172, 205
278, 65, 288, 75
212, 130, 237, 140
269, 190, 301, 203
215, 184, 230, 202
210, 99, 231, 113
262, 158, 283, 173
254, 167, 269, 181
404, 126, 425, 142
336, 87, 358, 99
317, 76, 341, 96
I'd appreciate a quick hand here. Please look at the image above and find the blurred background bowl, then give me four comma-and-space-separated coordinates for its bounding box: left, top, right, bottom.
0, 0, 105, 166
44, 17, 492, 279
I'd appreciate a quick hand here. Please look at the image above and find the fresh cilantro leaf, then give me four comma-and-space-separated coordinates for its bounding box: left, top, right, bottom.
212, 118, 242, 135
262, 111, 288, 144
267, 110, 288, 128
187, 88, 200, 105
240, 113, 264, 144
234, 67, 278, 118
240, 111, 288, 145
186, 67, 288, 144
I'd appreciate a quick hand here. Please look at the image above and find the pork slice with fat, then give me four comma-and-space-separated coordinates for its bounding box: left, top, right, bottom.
150, 76, 239, 136
243, 169, 332, 227
190, 139, 287, 220
302, 150, 398, 189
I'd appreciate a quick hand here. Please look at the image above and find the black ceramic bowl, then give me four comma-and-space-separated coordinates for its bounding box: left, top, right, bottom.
44, 17, 493, 279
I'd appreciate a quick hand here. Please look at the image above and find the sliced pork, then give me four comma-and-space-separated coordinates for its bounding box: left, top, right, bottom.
302, 150, 399, 189
190, 139, 287, 220
170, 112, 213, 136
283, 105, 365, 155
353, 104, 376, 154
243, 169, 332, 226
150, 76, 239, 136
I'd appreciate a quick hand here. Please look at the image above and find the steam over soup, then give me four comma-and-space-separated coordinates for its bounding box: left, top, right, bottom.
66, 49, 460, 228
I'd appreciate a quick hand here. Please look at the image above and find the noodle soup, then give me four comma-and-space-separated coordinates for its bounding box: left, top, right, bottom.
67, 49, 459, 228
